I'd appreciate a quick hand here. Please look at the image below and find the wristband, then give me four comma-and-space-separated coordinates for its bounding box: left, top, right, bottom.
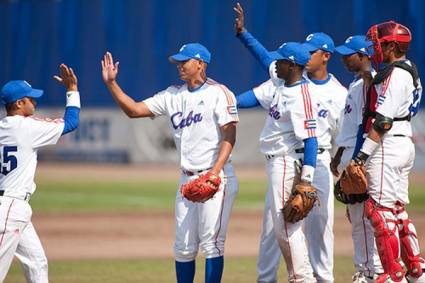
66, 91, 80, 108
301, 165, 315, 183
360, 137, 379, 156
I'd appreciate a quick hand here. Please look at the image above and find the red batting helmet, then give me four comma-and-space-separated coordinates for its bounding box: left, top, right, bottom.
366, 21, 412, 67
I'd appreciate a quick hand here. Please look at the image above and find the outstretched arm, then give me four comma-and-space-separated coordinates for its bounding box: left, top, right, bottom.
234, 2, 273, 72
53, 64, 80, 135
101, 52, 153, 118
236, 89, 260, 108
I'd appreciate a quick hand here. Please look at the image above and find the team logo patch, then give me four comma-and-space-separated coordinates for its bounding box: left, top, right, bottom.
304, 119, 317, 129
227, 105, 238, 115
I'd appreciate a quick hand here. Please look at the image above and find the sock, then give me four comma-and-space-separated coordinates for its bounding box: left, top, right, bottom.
175, 260, 195, 283
205, 256, 224, 283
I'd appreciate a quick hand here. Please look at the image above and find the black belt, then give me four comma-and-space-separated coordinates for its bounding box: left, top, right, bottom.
295, 148, 325, 154
182, 168, 211, 176
392, 134, 407, 137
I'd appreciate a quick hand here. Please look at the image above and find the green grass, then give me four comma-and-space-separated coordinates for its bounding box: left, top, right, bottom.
6, 256, 355, 283
30, 177, 425, 213
30, 179, 269, 213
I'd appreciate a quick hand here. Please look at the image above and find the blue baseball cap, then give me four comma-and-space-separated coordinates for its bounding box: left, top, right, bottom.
169, 43, 211, 64
335, 35, 373, 56
269, 42, 311, 66
1, 80, 44, 104
303, 32, 335, 53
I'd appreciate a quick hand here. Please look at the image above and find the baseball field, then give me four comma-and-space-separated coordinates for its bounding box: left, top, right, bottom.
5, 164, 425, 283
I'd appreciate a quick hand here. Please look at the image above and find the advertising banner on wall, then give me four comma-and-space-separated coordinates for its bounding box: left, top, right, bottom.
9, 108, 425, 170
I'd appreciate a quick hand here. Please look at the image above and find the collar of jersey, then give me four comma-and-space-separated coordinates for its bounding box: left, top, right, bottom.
309, 74, 331, 85
187, 80, 207, 93
284, 79, 308, 88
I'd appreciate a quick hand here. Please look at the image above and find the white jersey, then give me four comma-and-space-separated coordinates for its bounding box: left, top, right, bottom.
260, 62, 347, 149
374, 61, 422, 137
335, 77, 367, 148
253, 79, 284, 110
259, 80, 318, 155
308, 74, 347, 149
0, 115, 64, 198
144, 78, 239, 171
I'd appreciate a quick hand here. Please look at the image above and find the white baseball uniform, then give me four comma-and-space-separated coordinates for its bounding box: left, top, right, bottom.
366, 63, 422, 208
255, 62, 347, 283
143, 78, 239, 262
362, 60, 424, 282
259, 76, 318, 283
335, 76, 383, 279
0, 115, 65, 283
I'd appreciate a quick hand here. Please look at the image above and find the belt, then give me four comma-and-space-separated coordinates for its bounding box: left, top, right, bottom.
392, 134, 407, 137
182, 168, 211, 176
0, 190, 31, 202
265, 148, 325, 160
295, 148, 325, 154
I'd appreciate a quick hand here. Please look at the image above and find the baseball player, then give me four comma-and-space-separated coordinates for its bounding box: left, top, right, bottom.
332, 35, 383, 282
234, 3, 346, 282
0, 64, 81, 283
101, 44, 239, 283
350, 21, 424, 283
256, 41, 319, 283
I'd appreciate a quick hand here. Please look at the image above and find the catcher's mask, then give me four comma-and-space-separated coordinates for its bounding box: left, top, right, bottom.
366, 21, 411, 68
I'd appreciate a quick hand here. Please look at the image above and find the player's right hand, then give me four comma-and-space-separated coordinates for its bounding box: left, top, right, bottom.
101, 52, 119, 84
233, 2, 245, 35
53, 64, 78, 92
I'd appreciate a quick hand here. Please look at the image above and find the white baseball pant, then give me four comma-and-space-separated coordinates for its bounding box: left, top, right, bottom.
266, 154, 315, 283
257, 150, 334, 283
174, 163, 238, 262
339, 147, 383, 278
0, 197, 48, 283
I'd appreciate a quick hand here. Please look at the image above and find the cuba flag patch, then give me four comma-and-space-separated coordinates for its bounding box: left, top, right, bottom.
227, 105, 238, 115
304, 119, 317, 129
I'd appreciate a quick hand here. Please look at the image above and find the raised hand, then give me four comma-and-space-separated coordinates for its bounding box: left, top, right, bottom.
101, 52, 119, 83
233, 2, 245, 35
53, 64, 78, 92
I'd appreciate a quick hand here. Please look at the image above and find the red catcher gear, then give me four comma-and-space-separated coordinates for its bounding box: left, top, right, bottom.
395, 204, 425, 279
364, 198, 406, 282
366, 21, 412, 67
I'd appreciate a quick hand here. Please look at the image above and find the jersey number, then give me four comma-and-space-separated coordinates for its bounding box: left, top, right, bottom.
1, 146, 17, 175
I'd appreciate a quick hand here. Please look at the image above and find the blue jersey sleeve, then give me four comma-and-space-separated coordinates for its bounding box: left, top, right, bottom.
303, 137, 318, 168
236, 90, 260, 108
352, 125, 365, 159
237, 29, 273, 72
62, 106, 80, 135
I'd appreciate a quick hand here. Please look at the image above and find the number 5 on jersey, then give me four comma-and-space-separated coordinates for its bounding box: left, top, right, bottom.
0, 146, 17, 175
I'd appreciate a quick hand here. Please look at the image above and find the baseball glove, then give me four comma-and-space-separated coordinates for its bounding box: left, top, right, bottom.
334, 179, 369, 204
339, 162, 367, 195
282, 181, 318, 223
180, 172, 221, 203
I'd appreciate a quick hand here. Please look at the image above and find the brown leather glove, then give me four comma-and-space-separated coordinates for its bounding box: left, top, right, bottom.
340, 161, 367, 195
282, 181, 318, 223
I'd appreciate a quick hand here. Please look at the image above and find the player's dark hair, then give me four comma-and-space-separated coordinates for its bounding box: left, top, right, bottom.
4, 101, 19, 114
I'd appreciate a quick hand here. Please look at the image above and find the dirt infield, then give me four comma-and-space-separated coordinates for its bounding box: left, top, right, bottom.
33, 210, 425, 260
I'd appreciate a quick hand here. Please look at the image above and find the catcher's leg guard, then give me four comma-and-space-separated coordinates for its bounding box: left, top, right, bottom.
395, 204, 425, 279
364, 198, 406, 282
